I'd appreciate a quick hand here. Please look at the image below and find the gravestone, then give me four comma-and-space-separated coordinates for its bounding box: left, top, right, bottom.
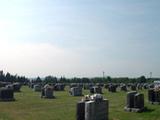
131, 85, 137, 91
70, 87, 82, 96
0, 82, 10, 88
84, 83, 94, 90
137, 84, 143, 90
77, 101, 85, 120
34, 84, 42, 92
90, 86, 102, 94
0, 87, 15, 101
134, 93, 144, 109
108, 85, 117, 92
54, 83, 65, 91
13, 83, 21, 92
41, 84, 54, 98
148, 89, 160, 104
6, 83, 21, 92
124, 91, 144, 112
76, 94, 109, 120
120, 85, 127, 91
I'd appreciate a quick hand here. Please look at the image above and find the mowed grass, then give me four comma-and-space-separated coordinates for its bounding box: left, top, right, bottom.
0, 86, 160, 120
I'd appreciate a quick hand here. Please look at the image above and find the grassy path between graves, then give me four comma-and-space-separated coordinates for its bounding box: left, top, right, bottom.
0, 86, 160, 120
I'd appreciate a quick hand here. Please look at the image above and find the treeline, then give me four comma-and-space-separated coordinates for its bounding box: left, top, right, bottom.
33, 75, 156, 84
0, 71, 29, 84
0, 69, 157, 84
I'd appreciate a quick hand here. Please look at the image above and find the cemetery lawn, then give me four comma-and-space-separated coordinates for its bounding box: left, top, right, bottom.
0, 86, 160, 120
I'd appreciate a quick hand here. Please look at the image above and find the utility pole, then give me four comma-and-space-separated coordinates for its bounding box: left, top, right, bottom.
150, 72, 152, 79
102, 71, 105, 80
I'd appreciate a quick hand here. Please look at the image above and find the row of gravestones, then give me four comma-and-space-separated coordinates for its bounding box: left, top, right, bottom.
76, 89, 160, 120
70, 84, 150, 96
0, 82, 21, 101
29, 82, 65, 91
33, 84, 159, 98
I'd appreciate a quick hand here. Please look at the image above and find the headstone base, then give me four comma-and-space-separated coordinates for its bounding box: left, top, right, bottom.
0, 98, 15, 101
149, 101, 160, 105
124, 107, 145, 112
41, 96, 55, 99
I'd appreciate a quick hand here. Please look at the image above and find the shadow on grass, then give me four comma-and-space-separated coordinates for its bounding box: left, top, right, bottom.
143, 107, 155, 113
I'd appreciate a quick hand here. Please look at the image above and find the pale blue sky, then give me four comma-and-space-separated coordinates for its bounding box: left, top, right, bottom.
0, 0, 160, 78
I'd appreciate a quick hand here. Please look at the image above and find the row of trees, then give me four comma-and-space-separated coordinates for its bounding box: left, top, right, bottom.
0, 70, 156, 84
0, 71, 29, 84
33, 75, 155, 84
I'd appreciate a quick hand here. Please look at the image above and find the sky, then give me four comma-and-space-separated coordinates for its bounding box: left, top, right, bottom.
0, 0, 160, 78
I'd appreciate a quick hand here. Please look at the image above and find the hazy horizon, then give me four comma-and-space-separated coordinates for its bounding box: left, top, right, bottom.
0, 0, 160, 78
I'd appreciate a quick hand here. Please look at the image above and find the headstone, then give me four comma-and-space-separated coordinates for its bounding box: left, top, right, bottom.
0, 87, 15, 101
134, 93, 144, 109
148, 89, 160, 104
54, 84, 65, 91
34, 84, 42, 92
131, 85, 136, 91
13, 83, 21, 92
90, 86, 102, 94
108, 85, 116, 92
76, 101, 85, 120
124, 91, 145, 112
41, 84, 54, 98
70, 87, 82, 96
76, 94, 109, 120
120, 85, 127, 91
126, 91, 137, 108
137, 84, 143, 90
148, 89, 155, 103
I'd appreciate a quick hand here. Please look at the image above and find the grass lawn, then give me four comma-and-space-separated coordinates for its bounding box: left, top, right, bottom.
0, 86, 160, 120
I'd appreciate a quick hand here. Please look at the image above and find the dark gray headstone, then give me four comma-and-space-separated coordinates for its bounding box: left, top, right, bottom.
76, 101, 85, 120
126, 91, 137, 108
134, 93, 144, 109
0, 87, 15, 101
